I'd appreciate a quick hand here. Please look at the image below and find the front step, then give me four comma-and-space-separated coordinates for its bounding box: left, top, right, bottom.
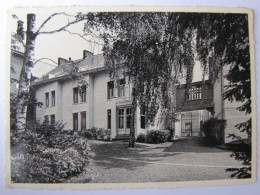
115, 134, 130, 140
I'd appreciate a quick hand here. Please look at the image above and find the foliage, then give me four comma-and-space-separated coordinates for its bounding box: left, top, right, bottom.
80, 127, 111, 140
83, 12, 196, 124
145, 130, 168, 144
202, 118, 226, 145
136, 133, 146, 143
225, 134, 251, 178
167, 128, 174, 142
11, 120, 93, 183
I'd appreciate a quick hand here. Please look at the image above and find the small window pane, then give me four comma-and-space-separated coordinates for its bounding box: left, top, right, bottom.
73, 88, 78, 103
45, 93, 49, 107
73, 113, 78, 130
107, 110, 111, 129
51, 91, 55, 106
81, 112, 86, 130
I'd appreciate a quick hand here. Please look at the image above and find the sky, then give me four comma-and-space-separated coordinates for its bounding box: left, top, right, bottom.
9, 9, 206, 82
10, 10, 104, 66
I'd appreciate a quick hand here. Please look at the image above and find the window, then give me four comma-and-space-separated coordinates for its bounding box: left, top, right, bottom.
126, 108, 131, 129
51, 91, 55, 106
107, 109, 111, 129
50, 114, 55, 125
107, 81, 114, 99
118, 79, 125, 97
73, 87, 78, 104
44, 115, 49, 124
73, 113, 78, 130
188, 86, 202, 100
81, 85, 86, 103
45, 92, 49, 107
141, 109, 146, 129
118, 108, 124, 129
185, 122, 192, 132
81, 111, 86, 130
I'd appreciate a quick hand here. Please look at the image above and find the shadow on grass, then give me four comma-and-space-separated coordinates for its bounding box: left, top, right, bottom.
89, 140, 180, 171
164, 137, 227, 153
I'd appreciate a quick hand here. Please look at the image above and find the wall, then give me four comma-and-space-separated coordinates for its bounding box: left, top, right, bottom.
93, 71, 133, 138
213, 65, 250, 143
35, 81, 60, 122
61, 75, 89, 130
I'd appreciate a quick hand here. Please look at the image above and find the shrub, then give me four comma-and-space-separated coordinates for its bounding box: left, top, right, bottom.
202, 118, 226, 145
136, 133, 146, 143
11, 120, 93, 183
80, 127, 111, 140
167, 128, 174, 141
80, 128, 97, 139
225, 134, 251, 179
146, 130, 168, 144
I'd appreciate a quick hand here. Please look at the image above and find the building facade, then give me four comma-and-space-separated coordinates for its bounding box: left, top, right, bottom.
32, 50, 250, 142
174, 80, 214, 138
33, 51, 147, 139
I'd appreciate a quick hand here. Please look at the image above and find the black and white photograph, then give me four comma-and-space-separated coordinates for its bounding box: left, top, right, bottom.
5, 6, 256, 190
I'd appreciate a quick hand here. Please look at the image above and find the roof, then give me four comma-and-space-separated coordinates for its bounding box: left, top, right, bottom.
33, 53, 105, 84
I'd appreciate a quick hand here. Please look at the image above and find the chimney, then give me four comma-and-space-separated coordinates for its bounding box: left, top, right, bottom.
58, 57, 69, 66
83, 50, 93, 59
17, 20, 25, 40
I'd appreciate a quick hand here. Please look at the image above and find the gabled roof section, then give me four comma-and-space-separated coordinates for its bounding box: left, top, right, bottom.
34, 53, 105, 84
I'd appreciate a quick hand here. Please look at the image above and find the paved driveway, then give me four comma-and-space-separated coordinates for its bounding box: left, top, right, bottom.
71, 137, 241, 183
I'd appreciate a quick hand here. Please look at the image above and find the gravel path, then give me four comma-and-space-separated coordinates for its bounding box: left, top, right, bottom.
70, 138, 241, 183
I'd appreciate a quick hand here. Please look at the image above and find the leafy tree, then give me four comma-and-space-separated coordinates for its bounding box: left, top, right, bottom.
194, 13, 252, 178
83, 13, 253, 179
83, 12, 196, 147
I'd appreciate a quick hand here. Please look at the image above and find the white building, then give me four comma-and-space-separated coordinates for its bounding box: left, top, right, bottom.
32, 51, 147, 139
32, 50, 250, 142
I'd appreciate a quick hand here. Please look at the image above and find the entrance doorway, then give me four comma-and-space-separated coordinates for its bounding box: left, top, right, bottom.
117, 107, 131, 135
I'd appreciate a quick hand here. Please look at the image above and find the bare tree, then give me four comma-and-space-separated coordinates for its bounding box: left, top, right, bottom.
14, 13, 92, 132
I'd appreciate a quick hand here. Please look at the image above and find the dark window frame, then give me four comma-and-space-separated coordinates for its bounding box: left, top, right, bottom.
80, 111, 86, 130
118, 108, 125, 129
140, 109, 146, 129
45, 92, 49, 107
44, 115, 49, 124
81, 85, 87, 103
51, 91, 55, 107
73, 87, 79, 104
188, 86, 202, 101
73, 113, 78, 130
107, 81, 114, 99
118, 79, 126, 98
107, 109, 111, 129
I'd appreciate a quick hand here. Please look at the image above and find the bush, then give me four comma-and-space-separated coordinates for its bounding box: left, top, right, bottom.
80, 127, 97, 139
202, 118, 226, 145
136, 133, 146, 143
146, 130, 168, 144
80, 127, 111, 140
11, 120, 93, 183
167, 128, 174, 141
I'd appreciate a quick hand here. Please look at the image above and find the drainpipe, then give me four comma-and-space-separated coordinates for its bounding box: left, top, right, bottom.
220, 66, 224, 120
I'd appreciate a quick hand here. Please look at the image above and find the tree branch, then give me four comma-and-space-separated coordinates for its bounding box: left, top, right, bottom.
63, 29, 104, 46
36, 12, 78, 35
34, 58, 58, 66
37, 17, 88, 35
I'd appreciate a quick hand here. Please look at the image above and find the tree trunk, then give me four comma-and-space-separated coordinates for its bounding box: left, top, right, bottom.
16, 14, 37, 132
129, 79, 137, 147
